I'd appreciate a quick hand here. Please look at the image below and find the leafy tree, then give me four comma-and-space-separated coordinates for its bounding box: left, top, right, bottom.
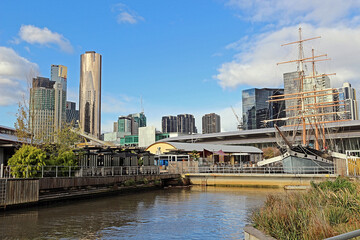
55, 150, 77, 166
190, 150, 200, 161
262, 147, 281, 159
8, 145, 46, 178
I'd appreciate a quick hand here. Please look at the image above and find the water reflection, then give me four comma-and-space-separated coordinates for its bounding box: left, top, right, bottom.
0, 187, 283, 239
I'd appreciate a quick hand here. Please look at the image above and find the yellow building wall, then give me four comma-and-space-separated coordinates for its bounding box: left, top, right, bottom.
145, 142, 176, 154
59, 65, 67, 78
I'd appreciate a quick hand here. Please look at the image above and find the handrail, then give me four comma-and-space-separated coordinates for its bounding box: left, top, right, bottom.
324, 229, 360, 240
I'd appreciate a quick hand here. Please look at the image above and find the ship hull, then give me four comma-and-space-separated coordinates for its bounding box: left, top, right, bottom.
282, 155, 333, 174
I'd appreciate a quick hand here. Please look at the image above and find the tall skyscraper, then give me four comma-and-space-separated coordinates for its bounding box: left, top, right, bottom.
79, 51, 102, 138
30, 77, 56, 140
337, 82, 359, 120
162, 116, 178, 133
177, 114, 197, 134
66, 101, 79, 124
202, 113, 221, 134
51, 65, 67, 131
242, 88, 286, 130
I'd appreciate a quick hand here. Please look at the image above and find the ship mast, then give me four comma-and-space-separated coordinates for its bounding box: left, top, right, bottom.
266, 27, 347, 148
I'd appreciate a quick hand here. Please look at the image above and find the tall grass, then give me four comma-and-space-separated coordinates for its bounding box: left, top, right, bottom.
252, 177, 360, 240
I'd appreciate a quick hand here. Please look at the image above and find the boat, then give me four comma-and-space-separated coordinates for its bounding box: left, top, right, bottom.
258, 27, 349, 174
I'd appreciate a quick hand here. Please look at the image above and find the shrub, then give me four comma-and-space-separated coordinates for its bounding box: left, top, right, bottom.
124, 179, 136, 186
8, 145, 46, 178
252, 177, 360, 240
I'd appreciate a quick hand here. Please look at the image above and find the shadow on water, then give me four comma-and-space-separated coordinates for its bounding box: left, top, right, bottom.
0, 186, 283, 239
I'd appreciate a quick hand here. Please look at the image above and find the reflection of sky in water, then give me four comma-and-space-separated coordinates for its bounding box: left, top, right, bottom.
0, 187, 283, 239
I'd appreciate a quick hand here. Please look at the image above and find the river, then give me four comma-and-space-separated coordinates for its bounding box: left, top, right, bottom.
0, 186, 282, 239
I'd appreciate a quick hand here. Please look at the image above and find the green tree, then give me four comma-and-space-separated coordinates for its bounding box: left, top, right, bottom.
55, 150, 77, 166
8, 145, 46, 178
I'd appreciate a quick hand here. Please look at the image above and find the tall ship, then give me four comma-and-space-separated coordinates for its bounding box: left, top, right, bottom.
260, 28, 349, 173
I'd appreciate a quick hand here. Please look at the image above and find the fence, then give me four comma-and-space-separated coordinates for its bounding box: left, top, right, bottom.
1, 165, 160, 179
184, 166, 335, 175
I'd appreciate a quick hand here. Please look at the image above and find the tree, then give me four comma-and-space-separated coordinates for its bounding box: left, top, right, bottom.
190, 150, 200, 161
8, 145, 46, 178
262, 147, 281, 159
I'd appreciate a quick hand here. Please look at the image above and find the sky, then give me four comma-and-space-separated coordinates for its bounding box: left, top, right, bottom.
0, 0, 360, 133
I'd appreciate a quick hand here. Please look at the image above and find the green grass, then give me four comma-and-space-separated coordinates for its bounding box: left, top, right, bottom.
252, 177, 360, 240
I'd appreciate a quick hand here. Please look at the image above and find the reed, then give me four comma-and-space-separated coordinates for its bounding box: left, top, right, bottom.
252, 177, 360, 240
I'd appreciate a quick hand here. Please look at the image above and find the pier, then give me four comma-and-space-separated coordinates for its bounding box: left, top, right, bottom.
0, 166, 180, 209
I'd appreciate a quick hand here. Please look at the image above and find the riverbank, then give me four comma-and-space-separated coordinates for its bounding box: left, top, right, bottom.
251, 177, 360, 239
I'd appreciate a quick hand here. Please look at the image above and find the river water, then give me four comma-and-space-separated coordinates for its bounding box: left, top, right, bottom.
0, 186, 281, 239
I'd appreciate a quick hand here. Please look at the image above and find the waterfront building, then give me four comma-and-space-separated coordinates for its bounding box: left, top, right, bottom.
177, 114, 197, 134
79, 51, 102, 139
202, 113, 221, 134
242, 88, 285, 130
30, 77, 56, 140
161, 120, 360, 154
162, 116, 178, 133
65, 101, 79, 125
337, 82, 359, 120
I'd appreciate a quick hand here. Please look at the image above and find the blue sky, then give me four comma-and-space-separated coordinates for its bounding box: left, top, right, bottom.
0, 0, 360, 133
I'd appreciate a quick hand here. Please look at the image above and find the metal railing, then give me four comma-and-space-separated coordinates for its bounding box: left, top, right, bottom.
1, 165, 160, 179
184, 166, 335, 175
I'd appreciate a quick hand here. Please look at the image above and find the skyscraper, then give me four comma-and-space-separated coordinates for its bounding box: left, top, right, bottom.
66, 101, 79, 124
337, 82, 359, 120
202, 113, 221, 134
117, 112, 146, 135
177, 114, 197, 134
51, 65, 67, 131
79, 51, 102, 138
162, 116, 178, 133
242, 88, 286, 130
30, 77, 56, 140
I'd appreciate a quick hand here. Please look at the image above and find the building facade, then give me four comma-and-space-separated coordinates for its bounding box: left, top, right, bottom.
162, 116, 178, 133
242, 88, 285, 130
337, 82, 359, 121
51, 65, 67, 131
202, 113, 221, 134
177, 114, 197, 134
30, 77, 56, 140
79, 51, 102, 139
65, 101, 79, 125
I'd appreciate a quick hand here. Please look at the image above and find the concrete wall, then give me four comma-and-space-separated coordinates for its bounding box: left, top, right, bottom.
184, 173, 337, 188
139, 126, 156, 147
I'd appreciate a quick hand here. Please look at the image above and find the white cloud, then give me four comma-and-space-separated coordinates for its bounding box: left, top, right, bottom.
226, 0, 360, 26
102, 94, 137, 114
0, 47, 39, 106
113, 3, 144, 24
18, 25, 73, 53
215, 24, 360, 89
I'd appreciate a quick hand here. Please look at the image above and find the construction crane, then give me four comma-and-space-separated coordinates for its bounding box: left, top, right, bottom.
231, 106, 243, 131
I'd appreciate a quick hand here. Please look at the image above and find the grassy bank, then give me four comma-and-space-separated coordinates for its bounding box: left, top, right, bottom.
252, 177, 360, 240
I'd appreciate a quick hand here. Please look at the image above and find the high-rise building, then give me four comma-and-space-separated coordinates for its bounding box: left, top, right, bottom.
66, 101, 79, 124
113, 121, 118, 132
162, 116, 178, 133
79, 51, 102, 138
117, 112, 146, 135
118, 116, 133, 135
242, 88, 286, 130
284, 71, 333, 123
129, 112, 146, 135
30, 77, 56, 140
51, 65, 67, 130
337, 82, 359, 120
202, 113, 221, 134
177, 114, 197, 134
